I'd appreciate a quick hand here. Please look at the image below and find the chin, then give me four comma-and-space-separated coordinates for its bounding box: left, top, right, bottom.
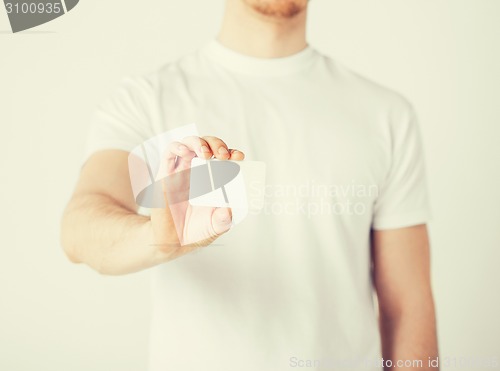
243, 0, 308, 19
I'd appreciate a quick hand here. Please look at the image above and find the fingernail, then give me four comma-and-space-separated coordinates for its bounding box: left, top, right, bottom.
218, 147, 229, 155
201, 145, 210, 153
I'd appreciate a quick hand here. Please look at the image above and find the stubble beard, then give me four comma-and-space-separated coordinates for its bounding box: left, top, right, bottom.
243, 0, 308, 19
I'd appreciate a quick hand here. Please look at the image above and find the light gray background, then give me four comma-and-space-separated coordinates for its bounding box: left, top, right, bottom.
1, 0, 499, 370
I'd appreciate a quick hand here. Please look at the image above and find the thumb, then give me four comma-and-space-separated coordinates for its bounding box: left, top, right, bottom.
211, 207, 233, 235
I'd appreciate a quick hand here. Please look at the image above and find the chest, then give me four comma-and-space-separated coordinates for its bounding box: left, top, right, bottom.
155, 78, 389, 206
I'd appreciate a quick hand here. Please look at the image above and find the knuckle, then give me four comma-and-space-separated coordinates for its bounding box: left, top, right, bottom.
204, 136, 226, 146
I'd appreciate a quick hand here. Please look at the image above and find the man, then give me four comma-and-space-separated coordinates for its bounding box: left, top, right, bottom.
61, 0, 439, 370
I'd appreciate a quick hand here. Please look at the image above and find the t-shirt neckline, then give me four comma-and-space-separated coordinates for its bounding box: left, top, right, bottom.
201, 39, 317, 77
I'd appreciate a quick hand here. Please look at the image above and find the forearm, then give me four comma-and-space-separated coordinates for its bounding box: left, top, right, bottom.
379, 297, 439, 370
61, 193, 165, 275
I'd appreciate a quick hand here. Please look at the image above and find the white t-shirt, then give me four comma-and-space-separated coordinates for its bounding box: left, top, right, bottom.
84, 40, 430, 371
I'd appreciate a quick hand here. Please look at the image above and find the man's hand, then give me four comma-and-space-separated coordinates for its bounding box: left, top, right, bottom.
60, 136, 244, 275
149, 136, 245, 260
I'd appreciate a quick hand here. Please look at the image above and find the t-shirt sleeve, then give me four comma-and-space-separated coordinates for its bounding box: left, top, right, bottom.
81, 76, 155, 166
372, 100, 432, 230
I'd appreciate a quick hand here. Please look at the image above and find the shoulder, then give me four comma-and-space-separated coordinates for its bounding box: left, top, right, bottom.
118, 48, 206, 97
317, 50, 415, 116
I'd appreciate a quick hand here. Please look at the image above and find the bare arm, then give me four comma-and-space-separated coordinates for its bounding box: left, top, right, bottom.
372, 224, 439, 370
61, 137, 244, 275
60, 150, 163, 275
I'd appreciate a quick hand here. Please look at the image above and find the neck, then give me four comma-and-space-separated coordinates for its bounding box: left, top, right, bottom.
217, 0, 308, 59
